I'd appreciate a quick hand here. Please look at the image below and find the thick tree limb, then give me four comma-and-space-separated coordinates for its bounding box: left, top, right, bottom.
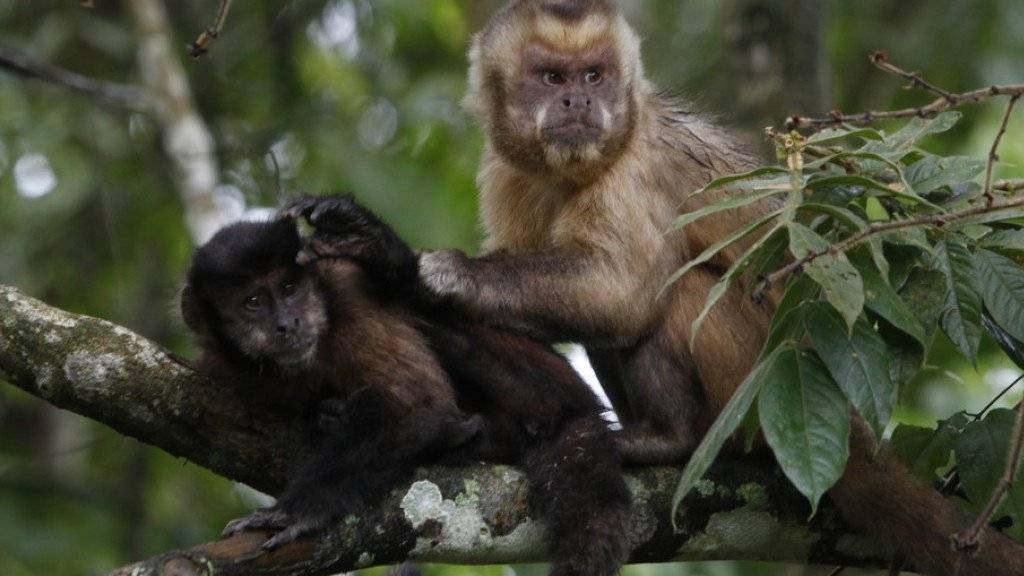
0, 285, 891, 574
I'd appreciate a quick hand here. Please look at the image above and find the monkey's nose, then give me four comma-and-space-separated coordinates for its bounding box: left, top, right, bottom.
561, 93, 591, 110
277, 317, 300, 335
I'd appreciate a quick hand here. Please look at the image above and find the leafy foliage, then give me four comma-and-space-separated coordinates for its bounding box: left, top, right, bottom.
672, 111, 1024, 534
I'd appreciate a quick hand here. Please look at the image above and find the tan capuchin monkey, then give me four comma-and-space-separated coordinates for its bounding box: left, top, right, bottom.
416, 1, 1024, 574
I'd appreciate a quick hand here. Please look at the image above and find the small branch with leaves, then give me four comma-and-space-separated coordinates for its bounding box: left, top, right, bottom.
671, 52, 1024, 575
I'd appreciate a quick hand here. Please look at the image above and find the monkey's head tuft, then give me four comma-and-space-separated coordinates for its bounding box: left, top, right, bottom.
466, 0, 645, 180
182, 219, 328, 370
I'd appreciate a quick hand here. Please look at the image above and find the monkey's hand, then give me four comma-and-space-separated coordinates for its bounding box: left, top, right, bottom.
281, 195, 387, 265
418, 249, 476, 302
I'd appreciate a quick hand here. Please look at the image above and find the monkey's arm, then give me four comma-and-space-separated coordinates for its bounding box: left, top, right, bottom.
418, 247, 669, 347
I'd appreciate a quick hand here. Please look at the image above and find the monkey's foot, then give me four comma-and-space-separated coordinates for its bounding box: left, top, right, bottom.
260, 513, 333, 550
317, 397, 349, 435
221, 507, 291, 538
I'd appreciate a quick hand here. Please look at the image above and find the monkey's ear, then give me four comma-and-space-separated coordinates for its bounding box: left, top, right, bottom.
179, 284, 206, 334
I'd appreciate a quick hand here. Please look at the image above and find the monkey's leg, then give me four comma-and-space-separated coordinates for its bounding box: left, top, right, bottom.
226, 386, 446, 550
523, 416, 631, 576
614, 266, 770, 465
613, 327, 704, 465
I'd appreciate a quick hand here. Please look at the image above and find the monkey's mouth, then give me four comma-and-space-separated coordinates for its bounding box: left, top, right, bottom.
271, 336, 319, 366
541, 122, 603, 146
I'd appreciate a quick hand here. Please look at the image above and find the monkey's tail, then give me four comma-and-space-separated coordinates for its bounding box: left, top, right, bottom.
830, 417, 1024, 576
524, 415, 632, 576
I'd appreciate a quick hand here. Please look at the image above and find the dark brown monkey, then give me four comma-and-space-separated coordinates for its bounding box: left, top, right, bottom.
415, 1, 1024, 574
181, 195, 630, 576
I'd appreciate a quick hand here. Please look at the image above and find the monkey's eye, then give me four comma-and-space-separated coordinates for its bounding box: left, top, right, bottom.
543, 71, 566, 86
282, 282, 298, 297
584, 69, 603, 85
244, 294, 264, 311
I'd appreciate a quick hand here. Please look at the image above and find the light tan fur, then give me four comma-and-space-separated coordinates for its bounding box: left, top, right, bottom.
417, 2, 1024, 574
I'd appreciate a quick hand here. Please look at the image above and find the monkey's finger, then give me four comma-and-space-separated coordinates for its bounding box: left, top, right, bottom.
221, 509, 290, 537
279, 196, 321, 221
261, 521, 317, 550
308, 198, 366, 231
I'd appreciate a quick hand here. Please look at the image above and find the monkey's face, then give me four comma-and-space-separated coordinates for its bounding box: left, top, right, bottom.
214, 268, 328, 370
486, 38, 636, 180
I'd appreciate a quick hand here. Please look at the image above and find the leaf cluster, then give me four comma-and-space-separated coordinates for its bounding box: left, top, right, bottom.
671, 112, 1024, 527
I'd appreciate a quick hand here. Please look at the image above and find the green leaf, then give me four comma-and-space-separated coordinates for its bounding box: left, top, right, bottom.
805, 303, 895, 438
885, 111, 962, 150
689, 220, 789, 345
982, 230, 1024, 254
758, 347, 850, 515
898, 268, 948, 347
955, 408, 1024, 540
662, 209, 784, 295
855, 259, 928, 348
762, 276, 819, 356
865, 197, 889, 222
788, 222, 865, 331
687, 167, 789, 200
806, 174, 939, 208
747, 226, 790, 281
890, 416, 964, 482
904, 155, 986, 197
934, 239, 983, 362
884, 227, 934, 254
671, 346, 786, 526
798, 204, 890, 281
974, 249, 1024, 344
671, 188, 785, 231
806, 127, 885, 147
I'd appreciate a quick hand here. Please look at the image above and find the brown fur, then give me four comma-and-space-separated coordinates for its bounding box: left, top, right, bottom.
416, 1, 1024, 574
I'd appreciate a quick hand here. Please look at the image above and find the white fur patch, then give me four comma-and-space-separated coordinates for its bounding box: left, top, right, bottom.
534, 104, 549, 139
419, 251, 473, 298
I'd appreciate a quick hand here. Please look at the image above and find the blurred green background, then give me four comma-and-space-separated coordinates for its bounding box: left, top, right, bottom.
1, 0, 1022, 574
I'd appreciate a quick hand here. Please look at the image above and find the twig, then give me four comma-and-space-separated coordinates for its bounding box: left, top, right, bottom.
953, 399, 1024, 554
995, 179, 1024, 192
787, 84, 1024, 130
785, 54, 1024, 131
870, 51, 957, 103
758, 195, 1024, 294
983, 95, 1020, 205
187, 0, 234, 58
0, 45, 150, 112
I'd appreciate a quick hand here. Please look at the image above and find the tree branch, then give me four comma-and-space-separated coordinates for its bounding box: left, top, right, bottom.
759, 194, 1024, 295
784, 53, 1024, 130
983, 95, 1020, 205
0, 284, 893, 574
0, 45, 151, 112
